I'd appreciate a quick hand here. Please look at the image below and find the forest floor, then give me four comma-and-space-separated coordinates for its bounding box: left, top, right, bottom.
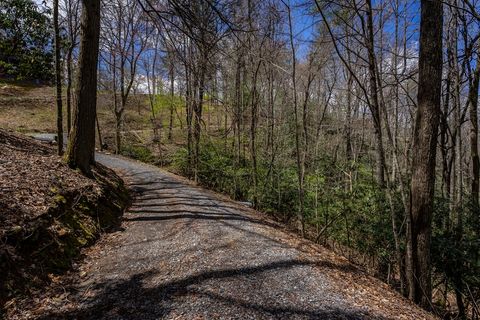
10, 152, 436, 320
0, 130, 129, 318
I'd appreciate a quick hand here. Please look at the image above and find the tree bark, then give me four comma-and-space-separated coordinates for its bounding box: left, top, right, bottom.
469, 54, 480, 206
184, 48, 193, 174
54, 0, 63, 156
66, 46, 73, 136
365, 0, 385, 188
65, 0, 78, 137
193, 57, 205, 182
250, 61, 261, 208
285, 1, 305, 236
65, 0, 101, 176
96, 111, 103, 151
234, 53, 243, 166
406, 0, 443, 308
169, 58, 175, 142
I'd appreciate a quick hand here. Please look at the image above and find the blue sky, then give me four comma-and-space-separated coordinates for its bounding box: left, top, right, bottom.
289, 0, 422, 60
291, 0, 317, 59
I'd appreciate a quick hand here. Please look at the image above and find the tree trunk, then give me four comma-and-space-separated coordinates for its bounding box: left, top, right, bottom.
440, 73, 451, 201
250, 61, 261, 208
285, 2, 305, 236
96, 111, 103, 151
115, 110, 122, 154
365, 0, 385, 188
169, 59, 174, 141
234, 53, 243, 166
65, 0, 77, 137
193, 60, 205, 182
345, 71, 353, 162
406, 0, 443, 308
185, 58, 193, 174
54, 0, 63, 156
66, 46, 73, 136
65, 0, 101, 176
469, 54, 480, 206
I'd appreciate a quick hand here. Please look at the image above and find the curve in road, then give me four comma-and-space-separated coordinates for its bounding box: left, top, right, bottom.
39, 152, 434, 320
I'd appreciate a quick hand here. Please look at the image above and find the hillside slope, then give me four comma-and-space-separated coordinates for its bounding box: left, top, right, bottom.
0, 130, 130, 315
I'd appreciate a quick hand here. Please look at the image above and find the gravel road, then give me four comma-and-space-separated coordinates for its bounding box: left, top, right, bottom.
37, 153, 435, 320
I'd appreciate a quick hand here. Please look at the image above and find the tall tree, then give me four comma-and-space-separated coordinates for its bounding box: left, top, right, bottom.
469, 53, 480, 206
61, 0, 80, 136
283, 0, 305, 235
53, 0, 63, 155
364, 0, 386, 188
167, 48, 175, 142
406, 0, 443, 308
65, 0, 101, 175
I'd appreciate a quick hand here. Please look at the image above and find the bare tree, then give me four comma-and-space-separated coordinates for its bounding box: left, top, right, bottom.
100, 0, 150, 153
53, 0, 63, 155
282, 0, 306, 235
61, 0, 80, 135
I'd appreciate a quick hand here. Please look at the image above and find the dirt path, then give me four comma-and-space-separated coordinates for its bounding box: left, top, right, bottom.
36, 153, 434, 320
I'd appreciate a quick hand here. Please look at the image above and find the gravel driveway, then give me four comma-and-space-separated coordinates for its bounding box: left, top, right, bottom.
37, 153, 435, 320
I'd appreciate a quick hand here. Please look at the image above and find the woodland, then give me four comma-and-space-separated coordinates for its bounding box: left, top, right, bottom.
0, 0, 479, 318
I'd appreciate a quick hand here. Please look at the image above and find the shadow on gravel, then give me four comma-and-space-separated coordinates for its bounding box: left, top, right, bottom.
124, 211, 280, 228
129, 201, 250, 211
130, 185, 184, 194
37, 259, 385, 320
135, 195, 213, 201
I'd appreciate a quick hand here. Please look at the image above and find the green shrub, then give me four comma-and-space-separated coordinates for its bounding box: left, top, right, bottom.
171, 139, 397, 267
0, 0, 54, 81
432, 197, 480, 305
121, 144, 154, 163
